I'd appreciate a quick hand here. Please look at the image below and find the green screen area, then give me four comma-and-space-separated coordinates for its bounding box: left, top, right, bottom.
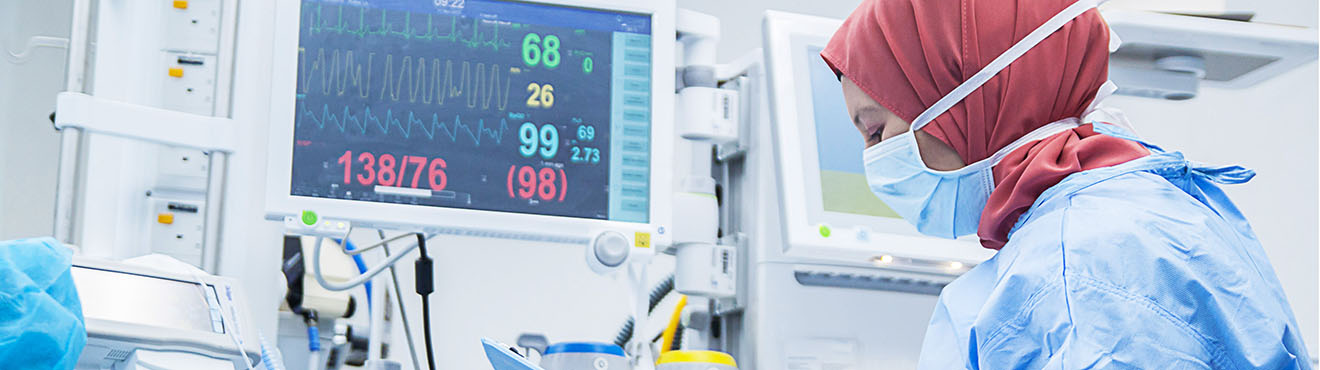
820, 170, 899, 218
806, 43, 899, 220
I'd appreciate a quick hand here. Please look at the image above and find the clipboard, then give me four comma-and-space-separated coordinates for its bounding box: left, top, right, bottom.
482, 338, 546, 370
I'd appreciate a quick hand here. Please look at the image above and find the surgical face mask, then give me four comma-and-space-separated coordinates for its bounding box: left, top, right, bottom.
864, 120, 1082, 238
861, 0, 1114, 239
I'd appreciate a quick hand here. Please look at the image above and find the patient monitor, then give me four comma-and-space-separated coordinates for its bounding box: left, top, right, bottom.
265, 0, 675, 247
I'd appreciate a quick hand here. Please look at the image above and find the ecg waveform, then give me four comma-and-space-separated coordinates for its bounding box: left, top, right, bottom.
298, 103, 511, 146
299, 48, 514, 111
303, 3, 513, 51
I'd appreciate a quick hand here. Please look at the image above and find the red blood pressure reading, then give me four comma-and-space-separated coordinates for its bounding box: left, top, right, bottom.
337, 150, 447, 191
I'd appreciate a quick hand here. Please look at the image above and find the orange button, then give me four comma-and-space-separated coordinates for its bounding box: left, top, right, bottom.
158, 213, 175, 224
168, 68, 184, 78
173, 0, 188, 9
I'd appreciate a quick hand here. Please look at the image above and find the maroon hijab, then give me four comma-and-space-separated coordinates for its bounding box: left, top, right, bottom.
822, 0, 1148, 249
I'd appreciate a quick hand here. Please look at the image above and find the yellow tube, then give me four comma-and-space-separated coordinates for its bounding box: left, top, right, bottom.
660, 295, 688, 354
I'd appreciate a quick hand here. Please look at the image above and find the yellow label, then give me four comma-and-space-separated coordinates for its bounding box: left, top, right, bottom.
634, 232, 651, 248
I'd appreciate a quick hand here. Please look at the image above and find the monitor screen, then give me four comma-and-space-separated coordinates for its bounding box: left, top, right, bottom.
291, 0, 653, 223
804, 45, 899, 219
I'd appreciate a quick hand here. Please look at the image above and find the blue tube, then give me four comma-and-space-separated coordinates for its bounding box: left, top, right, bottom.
260, 334, 287, 370
307, 325, 321, 352
340, 239, 372, 313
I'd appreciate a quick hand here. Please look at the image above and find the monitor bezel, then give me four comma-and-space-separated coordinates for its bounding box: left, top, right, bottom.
762, 11, 993, 272
265, 0, 675, 246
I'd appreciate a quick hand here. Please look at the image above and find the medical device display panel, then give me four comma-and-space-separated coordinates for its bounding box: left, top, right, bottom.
787, 36, 930, 240
72, 267, 222, 334
290, 0, 653, 223
805, 45, 899, 219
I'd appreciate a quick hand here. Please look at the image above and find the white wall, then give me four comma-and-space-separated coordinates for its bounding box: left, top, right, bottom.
676, 0, 862, 62
0, 0, 69, 240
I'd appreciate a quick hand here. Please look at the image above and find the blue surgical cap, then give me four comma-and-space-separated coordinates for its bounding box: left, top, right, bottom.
0, 237, 86, 369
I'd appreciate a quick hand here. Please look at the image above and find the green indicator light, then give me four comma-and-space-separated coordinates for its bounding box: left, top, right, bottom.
819, 225, 831, 238
301, 210, 319, 226
583, 57, 593, 74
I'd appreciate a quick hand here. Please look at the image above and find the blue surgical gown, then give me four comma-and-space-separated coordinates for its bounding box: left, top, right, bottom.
917, 134, 1312, 369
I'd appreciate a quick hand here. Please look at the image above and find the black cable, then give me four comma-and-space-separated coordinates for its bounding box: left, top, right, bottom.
670, 323, 684, 351
646, 276, 675, 316
421, 300, 434, 370
614, 319, 634, 348
414, 233, 437, 370
612, 275, 676, 348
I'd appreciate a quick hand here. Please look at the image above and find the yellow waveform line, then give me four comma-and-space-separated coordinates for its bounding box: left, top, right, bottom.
298, 47, 515, 111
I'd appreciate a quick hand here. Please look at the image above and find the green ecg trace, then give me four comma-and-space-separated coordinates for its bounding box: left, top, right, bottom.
304, 3, 514, 51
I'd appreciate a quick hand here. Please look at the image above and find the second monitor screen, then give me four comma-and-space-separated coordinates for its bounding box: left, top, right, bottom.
806, 45, 899, 219
290, 0, 653, 223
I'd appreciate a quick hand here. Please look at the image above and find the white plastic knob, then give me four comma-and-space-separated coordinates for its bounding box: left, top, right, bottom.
587, 231, 631, 275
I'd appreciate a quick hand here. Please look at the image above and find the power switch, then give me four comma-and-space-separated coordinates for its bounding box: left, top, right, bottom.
585, 231, 631, 275
173, 0, 188, 9
594, 232, 630, 268
157, 213, 175, 225
168, 67, 184, 78
301, 210, 319, 226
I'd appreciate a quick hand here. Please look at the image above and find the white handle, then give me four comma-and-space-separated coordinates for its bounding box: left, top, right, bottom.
54, 92, 238, 153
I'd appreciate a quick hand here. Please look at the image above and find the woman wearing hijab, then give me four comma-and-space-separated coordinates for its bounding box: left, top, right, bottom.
821, 0, 1311, 368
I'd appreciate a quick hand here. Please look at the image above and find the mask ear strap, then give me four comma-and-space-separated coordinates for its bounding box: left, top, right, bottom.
1109, 27, 1123, 53
908, 0, 1106, 132
1081, 26, 1129, 132
1085, 80, 1118, 115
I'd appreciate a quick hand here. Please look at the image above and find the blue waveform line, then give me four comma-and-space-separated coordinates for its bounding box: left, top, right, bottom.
298, 103, 509, 146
